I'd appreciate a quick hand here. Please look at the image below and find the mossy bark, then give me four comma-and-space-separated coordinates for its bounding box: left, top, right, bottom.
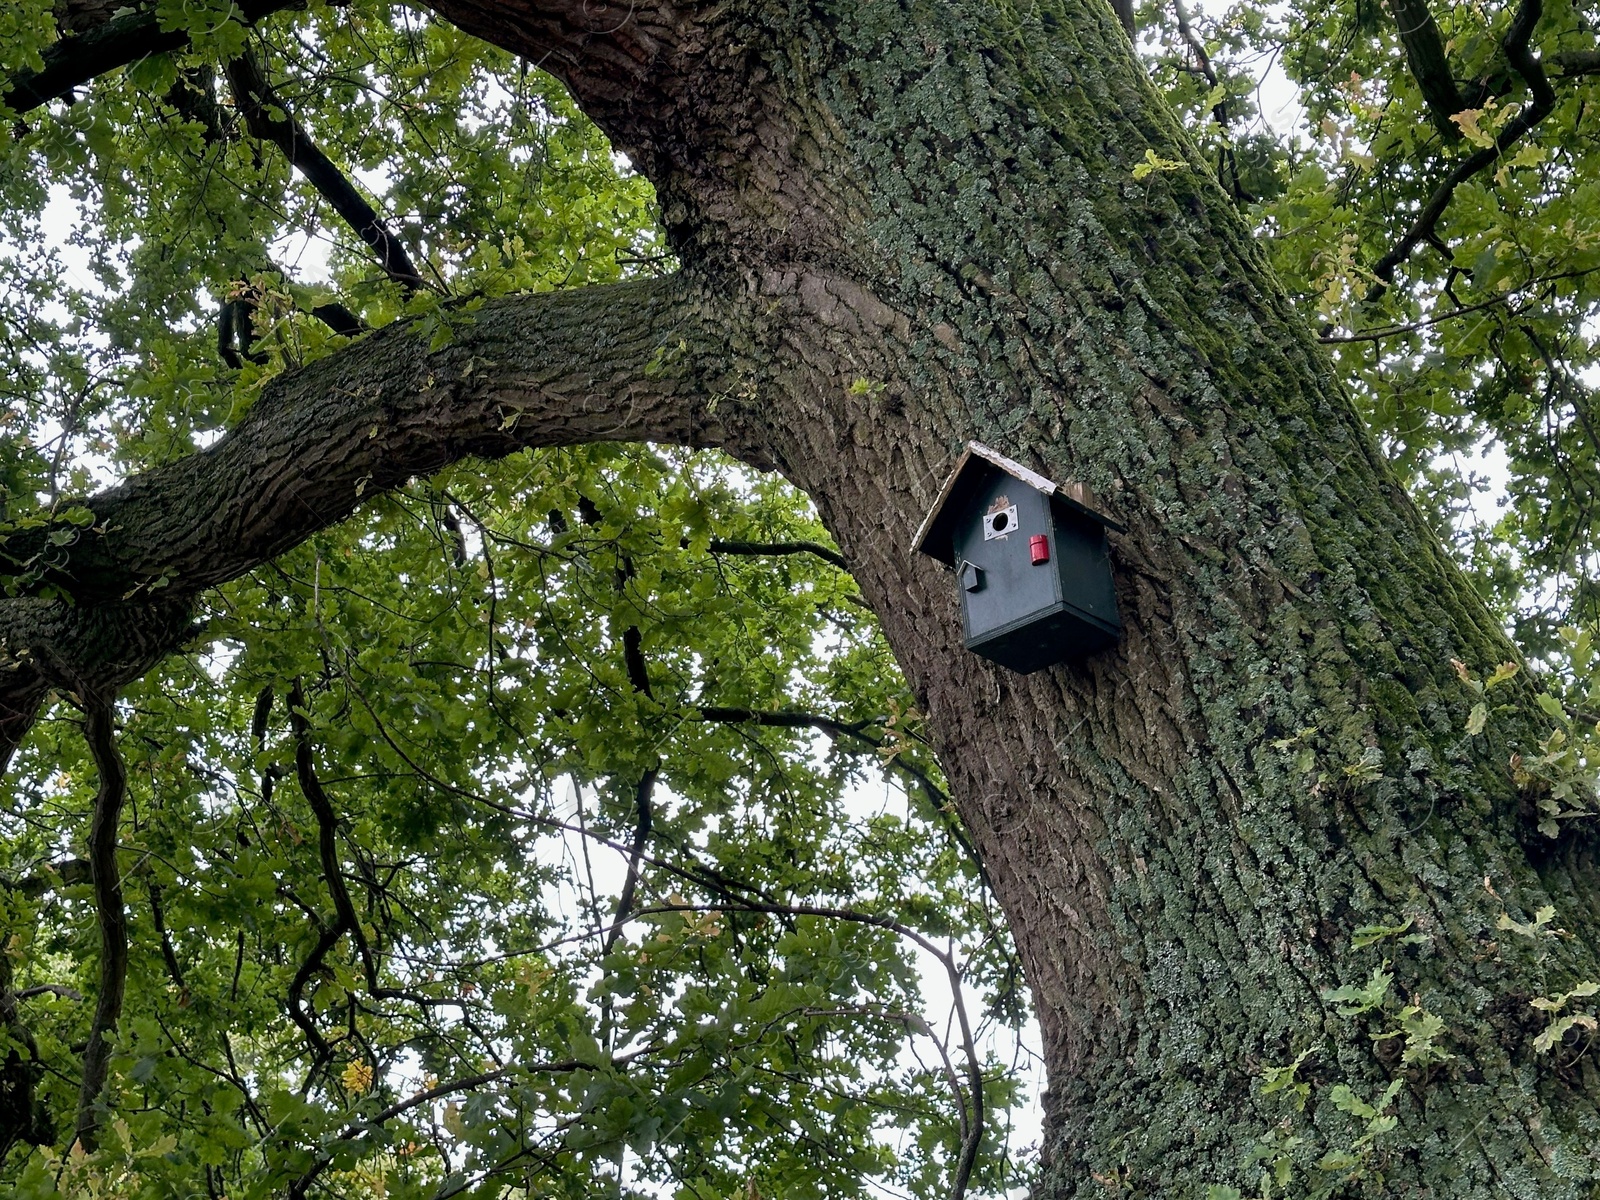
8, 0, 1600, 1190
429, 0, 1600, 1190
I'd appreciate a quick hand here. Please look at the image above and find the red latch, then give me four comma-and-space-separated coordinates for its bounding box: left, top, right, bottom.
1030, 534, 1049, 565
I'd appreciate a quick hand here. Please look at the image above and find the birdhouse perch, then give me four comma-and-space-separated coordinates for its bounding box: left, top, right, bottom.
912, 442, 1123, 673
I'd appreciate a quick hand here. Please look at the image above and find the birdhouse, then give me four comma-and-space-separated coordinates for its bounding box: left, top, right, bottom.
911, 442, 1123, 673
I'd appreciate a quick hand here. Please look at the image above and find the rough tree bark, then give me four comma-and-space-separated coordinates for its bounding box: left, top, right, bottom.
5, 0, 1599, 1194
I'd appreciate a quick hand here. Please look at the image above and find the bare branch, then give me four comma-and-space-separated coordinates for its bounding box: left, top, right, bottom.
607, 596, 658, 956
1170, 0, 1256, 201
225, 51, 430, 292
1554, 49, 1600, 76
0, 934, 49, 1156
287, 1047, 656, 1199
707, 538, 848, 571
14, 984, 82, 1001
2, 856, 92, 897
289, 678, 447, 1008
290, 677, 365, 960
616, 899, 987, 1200
73, 697, 129, 1152
1319, 269, 1599, 343
1386, 0, 1467, 140
55, 0, 135, 37
1172, 0, 1226, 123
603, 769, 658, 957
696, 706, 997, 900
144, 883, 188, 1002
1111, 0, 1135, 38
697, 706, 876, 738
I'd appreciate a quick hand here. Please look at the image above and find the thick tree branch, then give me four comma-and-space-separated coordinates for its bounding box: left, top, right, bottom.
1172, 0, 1227, 125
217, 296, 269, 370
602, 768, 658, 957
225, 51, 429, 292
2, 0, 295, 115
74, 698, 128, 1152
1369, 0, 1555, 291
1387, 0, 1467, 140
1111, 0, 1135, 38
0, 277, 740, 771
165, 64, 226, 145
55, 0, 134, 37
1554, 49, 1600, 76
14, 278, 732, 600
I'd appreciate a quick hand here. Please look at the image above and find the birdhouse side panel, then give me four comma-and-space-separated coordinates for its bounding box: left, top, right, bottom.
1051, 515, 1119, 632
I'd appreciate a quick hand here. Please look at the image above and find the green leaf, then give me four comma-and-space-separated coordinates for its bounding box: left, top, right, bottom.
1484, 661, 1520, 690
1351, 917, 1413, 949
1322, 966, 1391, 1016
1532, 1012, 1597, 1053
1132, 147, 1187, 178
1497, 905, 1558, 939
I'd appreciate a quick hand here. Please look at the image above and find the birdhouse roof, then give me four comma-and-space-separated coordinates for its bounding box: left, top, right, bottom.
911, 441, 1124, 566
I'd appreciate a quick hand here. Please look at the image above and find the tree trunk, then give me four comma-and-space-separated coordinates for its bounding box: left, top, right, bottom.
7, 0, 1600, 1191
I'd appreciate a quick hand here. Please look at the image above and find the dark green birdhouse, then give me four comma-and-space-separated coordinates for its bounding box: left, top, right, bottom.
912, 442, 1122, 673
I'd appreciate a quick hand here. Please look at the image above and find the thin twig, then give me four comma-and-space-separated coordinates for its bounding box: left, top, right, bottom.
1319, 269, 1597, 343
1386, 0, 1467, 139
707, 538, 849, 572
617, 899, 988, 1200
697, 706, 998, 900
287, 1048, 655, 1199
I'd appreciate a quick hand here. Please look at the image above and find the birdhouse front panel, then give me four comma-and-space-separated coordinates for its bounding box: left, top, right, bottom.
952, 477, 1061, 645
